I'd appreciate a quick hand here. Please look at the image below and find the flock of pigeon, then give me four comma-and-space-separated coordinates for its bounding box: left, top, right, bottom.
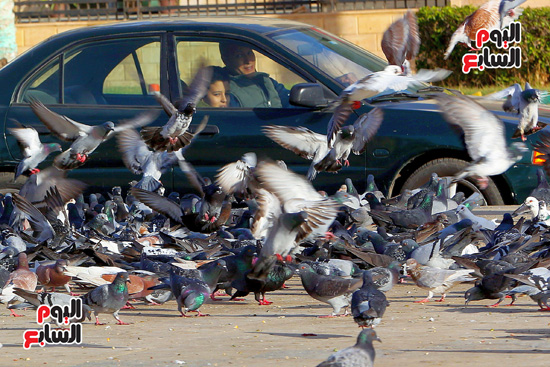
1, 1, 550, 366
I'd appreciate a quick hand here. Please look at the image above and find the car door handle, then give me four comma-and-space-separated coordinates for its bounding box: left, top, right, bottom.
189, 124, 219, 136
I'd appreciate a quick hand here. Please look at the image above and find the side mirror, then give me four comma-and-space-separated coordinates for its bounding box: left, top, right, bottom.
289, 83, 329, 109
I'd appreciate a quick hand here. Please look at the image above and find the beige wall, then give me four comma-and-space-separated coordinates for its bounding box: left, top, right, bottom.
15, 0, 550, 58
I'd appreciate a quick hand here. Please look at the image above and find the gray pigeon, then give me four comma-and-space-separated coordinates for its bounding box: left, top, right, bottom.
30, 99, 158, 170
117, 128, 179, 190
318, 108, 384, 172
81, 271, 131, 325
141, 65, 213, 152
434, 93, 528, 189
351, 271, 389, 328
316, 328, 380, 367
11, 288, 92, 325
8, 124, 62, 180
487, 82, 547, 140
298, 262, 362, 317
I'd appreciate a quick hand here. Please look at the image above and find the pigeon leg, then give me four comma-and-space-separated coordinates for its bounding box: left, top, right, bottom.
122, 301, 136, 309
147, 301, 161, 306
414, 291, 434, 303
343, 159, 350, 167
210, 293, 223, 301
29, 168, 40, 175
324, 231, 337, 240
10, 309, 24, 317
318, 314, 338, 318
116, 319, 131, 325
486, 300, 503, 308
190, 310, 209, 317
258, 295, 273, 306
435, 293, 446, 302
94, 316, 105, 325
538, 307, 550, 312
179, 311, 192, 317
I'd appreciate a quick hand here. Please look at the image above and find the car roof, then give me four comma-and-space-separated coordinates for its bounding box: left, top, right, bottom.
46, 16, 313, 41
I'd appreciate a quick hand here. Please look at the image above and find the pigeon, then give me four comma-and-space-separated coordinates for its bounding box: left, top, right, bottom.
249, 161, 340, 278
18, 165, 87, 206
486, 82, 547, 140
406, 258, 476, 303
116, 128, 179, 191
81, 271, 131, 325
215, 152, 257, 196
319, 108, 384, 171
11, 288, 92, 325
0, 228, 27, 260
444, 0, 526, 59
434, 93, 528, 189
30, 99, 159, 170
157, 268, 211, 317
298, 262, 362, 317
327, 66, 450, 147
366, 262, 401, 292
381, 10, 420, 75
0, 253, 38, 317
36, 259, 73, 294
231, 261, 293, 305
140, 65, 213, 152
316, 328, 380, 367
351, 271, 389, 328
8, 124, 62, 180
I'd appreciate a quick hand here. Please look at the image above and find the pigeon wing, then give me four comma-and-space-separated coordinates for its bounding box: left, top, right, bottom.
263, 125, 327, 160
130, 187, 184, 224
117, 128, 151, 175
352, 108, 384, 154
29, 99, 92, 141
8, 125, 42, 158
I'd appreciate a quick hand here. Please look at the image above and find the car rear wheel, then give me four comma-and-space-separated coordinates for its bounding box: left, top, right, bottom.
400, 158, 505, 206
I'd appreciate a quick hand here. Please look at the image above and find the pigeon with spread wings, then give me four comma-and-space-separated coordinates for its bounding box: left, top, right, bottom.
381, 10, 420, 75
434, 93, 528, 189
30, 99, 159, 170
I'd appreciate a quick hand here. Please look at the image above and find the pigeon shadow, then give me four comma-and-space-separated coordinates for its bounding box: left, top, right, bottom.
247, 331, 351, 339
444, 306, 541, 314
493, 328, 550, 341
400, 348, 550, 354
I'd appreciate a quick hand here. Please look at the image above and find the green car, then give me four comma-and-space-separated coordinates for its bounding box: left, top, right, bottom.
0, 17, 547, 204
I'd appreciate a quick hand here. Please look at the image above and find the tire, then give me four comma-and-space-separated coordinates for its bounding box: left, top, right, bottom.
0, 171, 25, 195
400, 158, 505, 206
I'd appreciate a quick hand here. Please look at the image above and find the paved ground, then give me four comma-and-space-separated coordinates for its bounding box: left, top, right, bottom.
1, 206, 549, 366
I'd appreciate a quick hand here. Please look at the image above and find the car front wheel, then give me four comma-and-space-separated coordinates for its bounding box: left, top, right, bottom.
400, 158, 505, 206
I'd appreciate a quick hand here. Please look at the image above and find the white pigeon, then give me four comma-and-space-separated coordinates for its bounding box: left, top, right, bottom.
434, 93, 528, 189
486, 83, 547, 141
8, 124, 62, 180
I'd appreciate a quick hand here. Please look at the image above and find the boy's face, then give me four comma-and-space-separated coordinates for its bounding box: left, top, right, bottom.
203, 80, 230, 108
224, 45, 256, 75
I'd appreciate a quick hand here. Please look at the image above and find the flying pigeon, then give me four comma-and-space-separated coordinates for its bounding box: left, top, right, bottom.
316, 328, 380, 367
434, 93, 528, 189
29, 99, 159, 170
381, 10, 420, 75
351, 271, 390, 328
406, 258, 476, 302
81, 271, 131, 325
327, 66, 450, 147
486, 82, 547, 141
444, 0, 526, 59
140, 65, 213, 152
8, 124, 62, 180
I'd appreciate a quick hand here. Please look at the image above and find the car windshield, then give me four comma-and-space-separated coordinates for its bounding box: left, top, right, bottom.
269, 27, 388, 88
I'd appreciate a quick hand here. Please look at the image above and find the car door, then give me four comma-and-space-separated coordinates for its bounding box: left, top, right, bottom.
167, 34, 367, 194
5, 34, 168, 190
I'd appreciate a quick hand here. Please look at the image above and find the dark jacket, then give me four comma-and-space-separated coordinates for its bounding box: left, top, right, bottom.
225, 70, 290, 108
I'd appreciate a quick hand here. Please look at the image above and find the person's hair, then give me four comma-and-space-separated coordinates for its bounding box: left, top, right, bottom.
210, 66, 229, 84
219, 41, 240, 61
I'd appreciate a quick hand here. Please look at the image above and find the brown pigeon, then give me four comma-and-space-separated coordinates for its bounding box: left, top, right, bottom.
0, 253, 38, 316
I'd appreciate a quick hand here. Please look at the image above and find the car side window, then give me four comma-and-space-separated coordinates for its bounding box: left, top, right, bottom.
20, 37, 161, 106
175, 39, 307, 108
19, 57, 61, 104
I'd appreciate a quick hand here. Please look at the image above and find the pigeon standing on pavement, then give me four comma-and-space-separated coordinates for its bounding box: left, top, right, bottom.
351, 271, 390, 328
317, 328, 381, 367
81, 271, 131, 325
0, 253, 38, 317
36, 259, 73, 294
30, 99, 159, 170
406, 258, 476, 303
8, 124, 62, 180
298, 262, 362, 317
434, 93, 528, 189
